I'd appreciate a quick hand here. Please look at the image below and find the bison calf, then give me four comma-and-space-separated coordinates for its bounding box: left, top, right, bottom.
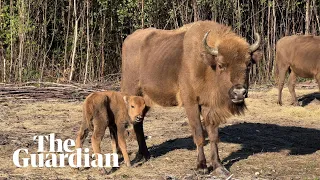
75, 91, 148, 173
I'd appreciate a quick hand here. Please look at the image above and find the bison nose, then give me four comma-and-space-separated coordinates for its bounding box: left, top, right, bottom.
231, 87, 247, 103
135, 115, 143, 123
233, 88, 247, 98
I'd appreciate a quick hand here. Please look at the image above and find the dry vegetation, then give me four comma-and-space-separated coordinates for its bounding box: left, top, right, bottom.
0, 85, 319, 180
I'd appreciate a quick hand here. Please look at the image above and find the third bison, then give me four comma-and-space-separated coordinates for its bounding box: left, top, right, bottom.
276, 35, 320, 106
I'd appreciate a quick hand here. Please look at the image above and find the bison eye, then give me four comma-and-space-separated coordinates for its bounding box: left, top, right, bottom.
131, 105, 135, 108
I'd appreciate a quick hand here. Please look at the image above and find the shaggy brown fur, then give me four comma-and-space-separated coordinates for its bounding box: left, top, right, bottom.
74, 91, 148, 173
121, 21, 261, 176
275, 35, 320, 106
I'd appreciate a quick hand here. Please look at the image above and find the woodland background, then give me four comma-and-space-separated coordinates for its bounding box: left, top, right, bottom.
0, 0, 319, 84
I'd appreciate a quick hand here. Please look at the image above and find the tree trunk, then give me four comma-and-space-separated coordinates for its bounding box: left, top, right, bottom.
271, 0, 276, 76
237, 0, 242, 34
99, 16, 106, 81
141, 0, 144, 28
313, 0, 320, 31
192, 0, 198, 22
1, 44, 6, 83
3, 55, 5, 83
0, 0, 4, 83
18, 0, 25, 83
306, 0, 310, 35
9, 0, 13, 82
285, 0, 290, 36
266, 0, 271, 82
39, 0, 48, 82
64, 0, 71, 71
84, 0, 90, 84
69, 0, 78, 82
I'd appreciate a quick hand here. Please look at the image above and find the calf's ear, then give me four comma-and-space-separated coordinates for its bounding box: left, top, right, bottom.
123, 96, 129, 104
251, 51, 262, 64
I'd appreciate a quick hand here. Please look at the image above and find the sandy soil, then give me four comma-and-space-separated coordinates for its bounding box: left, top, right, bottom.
0, 86, 319, 180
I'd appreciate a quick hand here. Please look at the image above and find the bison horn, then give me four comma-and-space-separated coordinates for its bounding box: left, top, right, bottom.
249, 33, 261, 52
203, 31, 218, 56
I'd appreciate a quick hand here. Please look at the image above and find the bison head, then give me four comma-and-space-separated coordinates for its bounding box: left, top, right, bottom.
123, 96, 149, 124
202, 31, 261, 104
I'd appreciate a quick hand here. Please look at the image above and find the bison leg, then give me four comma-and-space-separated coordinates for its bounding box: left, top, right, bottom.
91, 119, 108, 174
116, 125, 131, 167
277, 65, 289, 105
133, 122, 150, 160
109, 126, 120, 154
316, 73, 320, 91
288, 71, 298, 106
185, 104, 207, 173
205, 124, 230, 177
74, 120, 89, 166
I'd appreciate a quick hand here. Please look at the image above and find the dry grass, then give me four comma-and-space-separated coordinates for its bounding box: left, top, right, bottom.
0, 86, 319, 180
230, 87, 320, 126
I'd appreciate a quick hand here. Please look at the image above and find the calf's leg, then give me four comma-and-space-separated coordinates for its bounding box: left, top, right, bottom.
74, 120, 89, 166
117, 125, 131, 167
109, 126, 120, 154
91, 118, 108, 174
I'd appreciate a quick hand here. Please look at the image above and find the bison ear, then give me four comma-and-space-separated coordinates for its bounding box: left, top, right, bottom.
201, 52, 217, 66
251, 51, 262, 64
123, 96, 129, 104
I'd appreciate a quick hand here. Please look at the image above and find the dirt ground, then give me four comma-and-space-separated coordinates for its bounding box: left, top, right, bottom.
0, 85, 319, 180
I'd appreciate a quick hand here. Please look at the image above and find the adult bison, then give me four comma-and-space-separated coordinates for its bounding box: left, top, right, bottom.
276, 35, 320, 106
121, 21, 261, 176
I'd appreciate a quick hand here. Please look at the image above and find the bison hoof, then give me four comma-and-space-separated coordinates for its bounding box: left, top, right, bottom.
74, 167, 90, 172
126, 161, 132, 167
214, 166, 231, 178
277, 101, 282, 106
134, 152, 151, 161
290, 101, 299, 106
197, 167, 209, 175
196, 163, 209, 175
98, 167, 107, 175
72, 167, 80, 172
133, 153, 144, 162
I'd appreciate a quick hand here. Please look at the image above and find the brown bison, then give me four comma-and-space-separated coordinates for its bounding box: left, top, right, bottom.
121, 21, 261, 176
75, 91, 148, 173
276, 35, 320, 106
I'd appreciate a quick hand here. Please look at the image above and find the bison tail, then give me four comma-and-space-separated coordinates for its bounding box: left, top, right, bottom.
84, 110, 94, 131
274, 63, 279, 85
274, 52, 280, 85
103, 95, 110, 125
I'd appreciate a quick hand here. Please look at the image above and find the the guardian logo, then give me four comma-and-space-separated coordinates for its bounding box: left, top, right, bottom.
12, 133, 118, 168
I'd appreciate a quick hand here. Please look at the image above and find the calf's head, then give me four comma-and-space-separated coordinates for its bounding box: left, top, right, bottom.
123, 96, 149, 124
202, 31, 261, 104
